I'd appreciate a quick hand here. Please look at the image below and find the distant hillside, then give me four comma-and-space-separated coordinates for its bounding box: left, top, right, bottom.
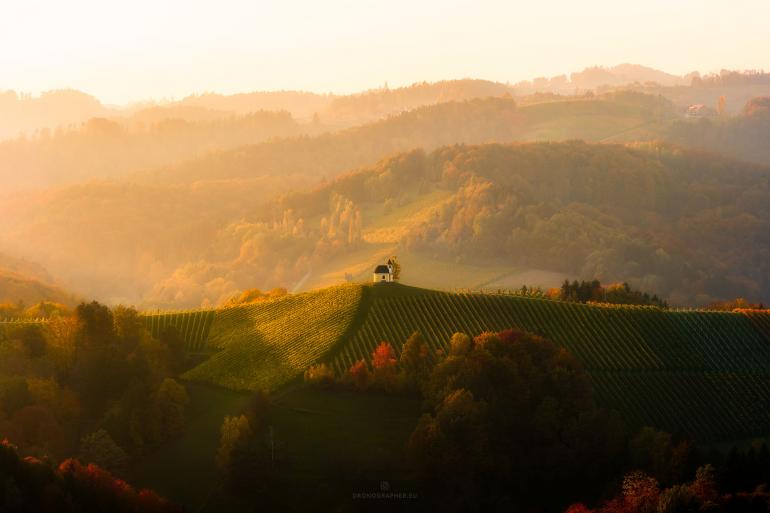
571, 64, 687, 89
0, 269, 77, 310
512, 64, 687, 96
0, 89, 109, 141
149, 92, 671, 185
247, 141, 770, 306
156, 283, 770, 443
661, 96, 770, 166
4, 135, 769, 307
0, 253, 77, 309
0, 174, 306, 304
320, 79, 514, 126
178, 90, 333, 122
609, 70, 770, 115
0, 110, 302, 192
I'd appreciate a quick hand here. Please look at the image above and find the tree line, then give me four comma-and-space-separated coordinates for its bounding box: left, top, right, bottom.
0, 301, 190, 509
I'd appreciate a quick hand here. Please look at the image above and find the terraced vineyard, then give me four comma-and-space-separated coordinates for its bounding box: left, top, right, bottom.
330, 284, 770, 442
183, 284, 364, 392
142, 310, 217, 352
136, 283, 770, 441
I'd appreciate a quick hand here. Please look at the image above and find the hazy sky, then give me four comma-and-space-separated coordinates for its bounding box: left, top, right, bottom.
1, 0, 768, 104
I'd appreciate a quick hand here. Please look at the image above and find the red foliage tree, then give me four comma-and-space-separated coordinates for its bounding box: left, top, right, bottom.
372, 341, 397, 370
371, 341, 399, 390
348, 359, 371, 391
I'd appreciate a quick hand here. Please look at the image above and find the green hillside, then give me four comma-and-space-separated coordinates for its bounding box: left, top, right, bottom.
334, 284, 770, 442
181, 284, 363, 391
158, 283, 770, 443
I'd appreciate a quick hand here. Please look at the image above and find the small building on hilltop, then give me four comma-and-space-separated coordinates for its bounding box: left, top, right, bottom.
373, 260, 394, 283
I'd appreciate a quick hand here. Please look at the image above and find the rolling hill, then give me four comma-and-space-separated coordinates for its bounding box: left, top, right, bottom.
0, 95, 676, 306
0, 252, 77, 309
154, 283, 770, 443
0, 109, 303, 192
146, 92, 673, 185
3, 95, 770, 308
246, 140, 770, 305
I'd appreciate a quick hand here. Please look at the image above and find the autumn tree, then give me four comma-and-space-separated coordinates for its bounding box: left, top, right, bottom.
448, 332, 471, 356
410, 329, 627, 510
399, 331, 433, 387
78, 429, 130, 478
304, 363, 335, 386
217, 415, 252, 472
346, 359, 371, 391
622, 471, 660, 513
717, 95, 727, 116
389, 255, 401, 280
74, 301, 115, 349
371, 341, 398, 390
17, 324, 47, 359
216, 406, 275, 497
155, 378, 189, 440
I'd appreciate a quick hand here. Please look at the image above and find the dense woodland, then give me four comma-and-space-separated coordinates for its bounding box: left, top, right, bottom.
0, 302, 189, 491
299, 328, 770, 512
245, 141, 770, 305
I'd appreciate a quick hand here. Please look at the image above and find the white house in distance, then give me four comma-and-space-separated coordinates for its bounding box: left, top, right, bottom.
372, 260, 394, 283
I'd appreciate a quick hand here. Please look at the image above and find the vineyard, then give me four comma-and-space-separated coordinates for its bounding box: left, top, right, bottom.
329, 284, 770, 442
132, 282, 770, 441
142, 310, 217, 352
182, 284, 364, 391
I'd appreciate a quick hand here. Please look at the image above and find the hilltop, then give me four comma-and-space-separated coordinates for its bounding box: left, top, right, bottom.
148, 282, 770, 443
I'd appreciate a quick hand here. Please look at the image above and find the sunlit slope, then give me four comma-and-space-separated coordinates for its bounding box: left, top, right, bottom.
332, 284, 770, 442
182, 284, 364, 391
